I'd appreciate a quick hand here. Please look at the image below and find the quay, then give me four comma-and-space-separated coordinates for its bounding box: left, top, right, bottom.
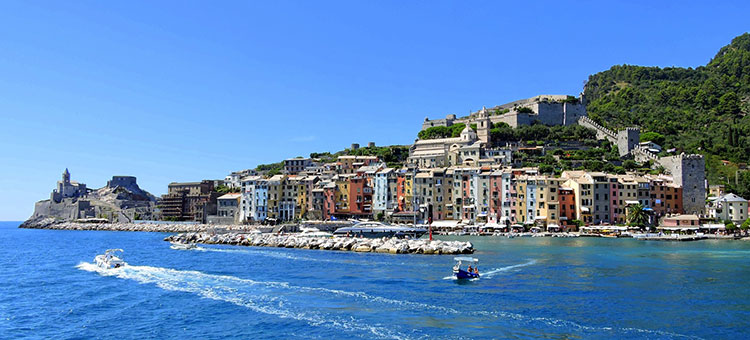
633, 234, 709, 241
165, 232, 475, 255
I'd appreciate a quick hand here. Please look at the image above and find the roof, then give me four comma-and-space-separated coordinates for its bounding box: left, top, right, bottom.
218, 193, 241, 200
663, 214, 699, 220
717, 193, 747, 203
454, 257, 478, 262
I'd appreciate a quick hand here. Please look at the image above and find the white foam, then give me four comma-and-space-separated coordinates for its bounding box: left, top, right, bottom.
76, 261, 700, 339
76, 262, 414, 340
481, 259, 538, 278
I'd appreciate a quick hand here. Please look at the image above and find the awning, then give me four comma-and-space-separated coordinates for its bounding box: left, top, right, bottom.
625, 200, 639, 205
534, 216, 547, 220
659, 226, 699, 230
431, 220, 461, 228
701, 224, 725, 230
581, 207, 590, 212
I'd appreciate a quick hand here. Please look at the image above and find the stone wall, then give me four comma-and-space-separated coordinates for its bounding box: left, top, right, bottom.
577, 117, 617, 142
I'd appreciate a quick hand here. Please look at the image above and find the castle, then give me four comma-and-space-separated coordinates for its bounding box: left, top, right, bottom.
421, 94, 587, 131
577, 117, 707, 214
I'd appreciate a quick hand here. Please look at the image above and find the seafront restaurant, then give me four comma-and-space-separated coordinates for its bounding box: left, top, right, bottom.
579, 225, 628, 236
431, 220, 465, 234
657, 214, 700, 234
700, 223, 727, 235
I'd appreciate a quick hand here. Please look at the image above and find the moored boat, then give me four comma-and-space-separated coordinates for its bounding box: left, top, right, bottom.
298, 227, 333, 238
333, 221, 427, 239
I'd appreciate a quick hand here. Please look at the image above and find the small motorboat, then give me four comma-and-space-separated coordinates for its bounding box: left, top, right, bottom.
170, 242, 197, 250
94, 249, 126, 269
453, 256, 480, 279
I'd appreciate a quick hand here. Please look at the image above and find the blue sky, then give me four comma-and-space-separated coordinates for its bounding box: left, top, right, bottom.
1, 1, 748, 220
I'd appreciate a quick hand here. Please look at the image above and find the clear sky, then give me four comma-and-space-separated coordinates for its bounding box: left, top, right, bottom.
1, 1, 748, 221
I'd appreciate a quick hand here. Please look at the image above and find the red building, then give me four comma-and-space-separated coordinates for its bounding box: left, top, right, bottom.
558, 187, 577, 231
348, 175, 373, 218
649, 178, 683, 218
396, 175, 406, 212
489, 172, 503, 223
323, 184, 336, 220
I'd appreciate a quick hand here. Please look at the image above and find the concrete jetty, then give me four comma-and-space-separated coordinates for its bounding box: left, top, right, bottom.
165, 232, 475, 255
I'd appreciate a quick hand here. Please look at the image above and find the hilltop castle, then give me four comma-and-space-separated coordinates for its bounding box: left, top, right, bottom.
421, 94, 587, 131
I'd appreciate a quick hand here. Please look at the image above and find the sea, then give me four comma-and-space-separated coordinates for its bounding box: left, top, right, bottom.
1, 221, 749, 340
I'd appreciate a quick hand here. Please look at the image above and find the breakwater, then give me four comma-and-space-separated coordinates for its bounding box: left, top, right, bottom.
166, 232, 474, 255
19, 219, 266, 233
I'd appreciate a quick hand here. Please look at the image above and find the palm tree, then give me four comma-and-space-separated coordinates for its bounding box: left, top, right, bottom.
627, 204, 650, 230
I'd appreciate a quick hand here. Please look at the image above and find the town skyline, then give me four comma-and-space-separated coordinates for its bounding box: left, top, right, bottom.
3, 1, 750, 220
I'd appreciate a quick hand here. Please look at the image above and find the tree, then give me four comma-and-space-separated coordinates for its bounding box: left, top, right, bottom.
627, 204, 650, 230
376, 212, 385, 221
538, 164, 554, 174
640, 131, 665, 145
741, 218, 750, 235
623, 160, 638, 170
517, 106, 534, 114
725, 221, 737, 234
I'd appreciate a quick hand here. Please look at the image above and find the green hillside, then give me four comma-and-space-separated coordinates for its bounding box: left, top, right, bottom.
584, 33, 750, 196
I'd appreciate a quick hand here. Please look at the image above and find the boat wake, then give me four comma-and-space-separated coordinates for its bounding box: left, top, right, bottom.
76, 261, 701, 340
442, 260, 537, 280
185, 245, 418, 267
481, 259, 538, 278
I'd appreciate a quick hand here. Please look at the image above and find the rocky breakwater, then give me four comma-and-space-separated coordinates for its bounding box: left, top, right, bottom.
166, 232, 475, 255
19, 218, 260, 233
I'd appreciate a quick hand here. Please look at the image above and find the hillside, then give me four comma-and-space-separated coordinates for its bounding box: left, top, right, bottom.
584, 33, 750, 196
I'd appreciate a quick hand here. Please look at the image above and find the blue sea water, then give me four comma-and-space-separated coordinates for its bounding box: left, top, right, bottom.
1, 221, 749, 339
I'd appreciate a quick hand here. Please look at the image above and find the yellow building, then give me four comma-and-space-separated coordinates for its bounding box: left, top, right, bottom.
562, 171, 593, 224
335, 176, 350, 213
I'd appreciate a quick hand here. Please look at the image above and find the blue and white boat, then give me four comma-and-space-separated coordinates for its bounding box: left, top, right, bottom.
453, 256, 480, 279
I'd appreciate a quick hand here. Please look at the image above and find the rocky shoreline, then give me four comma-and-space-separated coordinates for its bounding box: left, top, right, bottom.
19, 218, 263, 233
166, 232, 475, 255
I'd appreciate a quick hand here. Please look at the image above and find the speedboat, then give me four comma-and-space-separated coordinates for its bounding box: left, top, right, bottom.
170, 242, 197, 250
298, 227, 333, 238
94, 249, 126, 269
453, 256, 480, 279
333, 221, 427, 239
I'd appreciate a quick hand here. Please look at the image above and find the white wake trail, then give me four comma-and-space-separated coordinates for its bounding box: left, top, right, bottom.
76, 261, 701, 340
76, 262, 416, 340
481, 259, 538, 278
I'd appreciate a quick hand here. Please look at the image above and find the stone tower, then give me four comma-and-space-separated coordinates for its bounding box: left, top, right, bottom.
658, 154, 706, 214
476, 106, 491, 145
63, 168, 71, 185
617, 128, 640, 157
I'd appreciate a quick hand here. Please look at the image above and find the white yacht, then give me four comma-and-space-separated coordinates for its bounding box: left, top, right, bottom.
298, 227, 333, 238
333, 221, 427, 239
94, 249, 127, 269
